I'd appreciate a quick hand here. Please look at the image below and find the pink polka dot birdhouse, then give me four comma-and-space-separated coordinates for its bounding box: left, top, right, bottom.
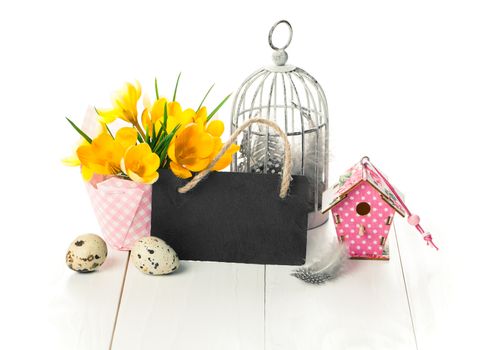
322, 158, 406, 260
322, 157, 438, 260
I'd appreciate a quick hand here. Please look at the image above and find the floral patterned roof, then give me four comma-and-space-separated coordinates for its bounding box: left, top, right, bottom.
324, 160, 406, 216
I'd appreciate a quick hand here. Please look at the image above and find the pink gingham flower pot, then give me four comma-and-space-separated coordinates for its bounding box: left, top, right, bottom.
86, 175, 151, 250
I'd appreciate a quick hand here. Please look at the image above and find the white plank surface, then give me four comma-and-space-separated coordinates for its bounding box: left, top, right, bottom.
0, 172, 130, 349
112, 260, 264, 350
265, 219, 417, 350
47, 249, 129, 350
393, 223, 443, 350
394, 206, 499, 349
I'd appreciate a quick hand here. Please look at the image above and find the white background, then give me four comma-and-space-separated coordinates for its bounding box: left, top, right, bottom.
1, 0, 498, 348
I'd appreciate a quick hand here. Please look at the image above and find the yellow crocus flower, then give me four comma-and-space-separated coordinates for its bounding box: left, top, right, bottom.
167, 120, 239, 179
141, 99, 201, 137
96, 82, 142, 125
76, 127, 138, 181
166, 101, 197, 133
121, 143, 160, 184
168, 123, 215, 178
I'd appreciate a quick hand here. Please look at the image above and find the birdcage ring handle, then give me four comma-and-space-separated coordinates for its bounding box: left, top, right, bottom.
268, 20, 293, 51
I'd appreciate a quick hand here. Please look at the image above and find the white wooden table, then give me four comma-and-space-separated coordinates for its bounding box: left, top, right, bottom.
50, 217, 439, 350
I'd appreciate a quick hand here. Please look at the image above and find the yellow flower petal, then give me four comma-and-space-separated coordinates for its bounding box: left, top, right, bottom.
96, 108, 118, 124
120, 157, 127, 175
76, 144, 97, 167
211, 137, 223, 156
174, 124, 215, 161
168, 101, 182, 116
141, 98, 168, 136
166, 101, 197, 133
81, 165, 94, 181
166, 116, 180, 134
127, 169, 159, 184
206, 120, 224, 137
141, 172, 160, 185
197, 132, 216, 158
184, 157, 212, 172
167, 140, 177, 164
115, 127, 138, 149
62, 155, 81, 167
169, 161, 192, 179
183, 108, 196, 121
123, 143, 151, 168
93, 134, 124, 169
194, 107, 207, 124
212, 144, 240, 171
141, 109, 152, 135
142, 152, 160, 176
126, 170, 143, 183
150, 98, 168, 124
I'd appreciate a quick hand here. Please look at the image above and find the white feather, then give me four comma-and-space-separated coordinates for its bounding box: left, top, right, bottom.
291, 243, 348, 284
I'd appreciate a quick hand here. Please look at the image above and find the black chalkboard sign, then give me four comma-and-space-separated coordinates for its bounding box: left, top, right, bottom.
151, 169, 309, 265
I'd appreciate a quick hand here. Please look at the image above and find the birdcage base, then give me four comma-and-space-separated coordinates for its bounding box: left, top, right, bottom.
308, 210, 329, 229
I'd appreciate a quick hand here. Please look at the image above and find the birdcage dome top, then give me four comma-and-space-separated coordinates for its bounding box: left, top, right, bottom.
231, 20, 328, 135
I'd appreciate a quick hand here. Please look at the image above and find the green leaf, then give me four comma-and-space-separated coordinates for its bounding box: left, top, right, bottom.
207, 93, 231, 121
163, 101, 168, 126
153, 134, 167, 154
153, 125, 165, 147
145, 125, 151, 145
153, 126, 174, 153
150, 103, 169, 152
159, 144, 170, 167
66, 117, 92, 144
153, 125, 166, 151
197, 84, 215, 112
105, 125, 114, 139
154, 101, 168, 148
137, 132, 144, 143
154, 77, 159, 100
159, 124, 180, 166
172, 72, 181, 102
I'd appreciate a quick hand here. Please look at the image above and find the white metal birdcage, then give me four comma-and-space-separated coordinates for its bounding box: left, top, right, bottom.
231, 20, 329, 229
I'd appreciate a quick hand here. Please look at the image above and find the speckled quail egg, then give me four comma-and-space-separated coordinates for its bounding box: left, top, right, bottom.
66, 234, 108, 273
131, 236, 179, 275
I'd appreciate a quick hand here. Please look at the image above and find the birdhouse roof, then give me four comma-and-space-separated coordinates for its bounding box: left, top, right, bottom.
322, 161, 406, 216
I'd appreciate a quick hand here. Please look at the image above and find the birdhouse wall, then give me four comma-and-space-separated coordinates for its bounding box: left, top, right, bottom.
331, 181, 396, 259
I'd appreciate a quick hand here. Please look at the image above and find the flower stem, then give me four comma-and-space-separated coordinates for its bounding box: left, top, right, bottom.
133, 121, 147, 142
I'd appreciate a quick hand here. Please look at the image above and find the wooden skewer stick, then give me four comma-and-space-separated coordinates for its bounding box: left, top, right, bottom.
358, 225, 365, 236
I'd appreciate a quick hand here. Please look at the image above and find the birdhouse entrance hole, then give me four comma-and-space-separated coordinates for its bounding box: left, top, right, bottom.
356, 202, 371, 216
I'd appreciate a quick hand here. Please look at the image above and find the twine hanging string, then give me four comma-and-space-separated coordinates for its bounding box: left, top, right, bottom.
178, 118, 292, 199
361, 157, 439, 250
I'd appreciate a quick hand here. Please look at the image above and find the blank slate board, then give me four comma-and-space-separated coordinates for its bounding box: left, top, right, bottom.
151, 169, 310, 265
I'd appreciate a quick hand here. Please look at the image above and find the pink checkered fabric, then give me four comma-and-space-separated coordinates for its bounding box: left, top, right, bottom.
86, 175, 152, 250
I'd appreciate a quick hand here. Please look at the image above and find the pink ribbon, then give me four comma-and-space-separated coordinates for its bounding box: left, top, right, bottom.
361, 157, 439, 250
